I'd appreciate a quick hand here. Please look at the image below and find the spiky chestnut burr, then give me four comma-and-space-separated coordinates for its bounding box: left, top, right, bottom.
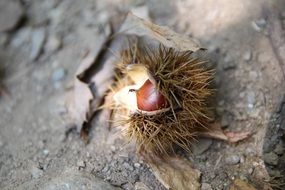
113, 44, 213, 155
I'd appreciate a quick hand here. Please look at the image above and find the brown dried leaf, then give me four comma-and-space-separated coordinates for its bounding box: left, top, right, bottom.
69, 24, 111, 133
229, 179, 257, 190
72, 55, 97, 129
119, 13, 201, 52
198, 122, 253, 143
144, 154, 201, 190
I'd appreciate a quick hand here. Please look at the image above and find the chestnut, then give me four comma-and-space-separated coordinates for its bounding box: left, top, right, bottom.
136, 79, 169, 111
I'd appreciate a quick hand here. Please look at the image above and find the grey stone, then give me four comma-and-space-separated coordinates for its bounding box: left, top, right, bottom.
243, 50, 252, 61
223, 54, 236, 70
10, 27, 32, 48
31, 166, 44, 179
263, 152, 279, 166
52, 68, 66, 82
43, 149, 49, 156
192, 138, 213, 155
274, 141, 284, 155
77, 160, 86, 170
45, 35, 62, 53
0, 0, 24, 32
247, 91, 255, 111
221, 114, 231, 128
251, 18, 267, 32
225, 154, 240, 165
30, 28, 46, 61
201, 183, 212, 190
134, 163, 141, 168
135, 182, 150, 190
0, 33, 8, 46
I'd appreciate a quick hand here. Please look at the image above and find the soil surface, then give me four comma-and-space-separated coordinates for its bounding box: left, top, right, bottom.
0, 0, 285, 190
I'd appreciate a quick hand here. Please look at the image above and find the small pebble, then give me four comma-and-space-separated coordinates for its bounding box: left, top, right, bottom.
43, 149, 49, 156
135, 182, 150, 190
201, 183, 212, 190
251, 18, 267, 32
45, 35, 62, 53
248, 168, 254, 175
52, 68, 66, 82
110, 145, 116, 152
30, 28, 46, 61
247, 91, 255, 111
77, 160, 86, 169
192, 138, 212, 155
102, 165, 109, 173
223, 54, 236, 70
221, 114, 231, 128
243, 50, 252, 61
134, 163, 141, 168
225, 154, 240, 165
263, 152, 279, 166
274, 141, 284, 155
31, 166, 44, 179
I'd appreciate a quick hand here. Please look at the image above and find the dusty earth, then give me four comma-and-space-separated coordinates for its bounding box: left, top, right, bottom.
0, 0, 285, 190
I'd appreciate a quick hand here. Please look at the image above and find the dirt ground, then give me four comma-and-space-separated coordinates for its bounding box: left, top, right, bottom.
0, 0, 285, 190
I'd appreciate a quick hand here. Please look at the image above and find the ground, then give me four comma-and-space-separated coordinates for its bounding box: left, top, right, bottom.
0, 0, 285, 190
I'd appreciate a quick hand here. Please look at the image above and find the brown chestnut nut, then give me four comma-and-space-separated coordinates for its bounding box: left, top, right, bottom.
136, 79, 169, 111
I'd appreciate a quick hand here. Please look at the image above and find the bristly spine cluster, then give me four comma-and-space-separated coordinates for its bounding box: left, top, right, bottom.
117, 44, 214, 155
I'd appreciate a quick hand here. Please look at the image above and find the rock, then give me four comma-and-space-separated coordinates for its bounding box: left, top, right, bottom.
243, 50, 252, 61
192, 138, 212, 155
274, 141, 284, 155
135, 182, 150, 190
52, 68, 66, 82
31, 165, 44, 179
247, 91, 255, 111
45, 35, 62, 53
263, 152, 279, 166
221, 114, 231, 128
77, 160, 86, 169
134, 163, 141, 168
229, 179, 256, 190
225, 154, 240, 165
0, 32, 8, 46
0, 0, 24, 32
41, 168, 121, 190
43, 149, 49, 156
251, 18, 267, 32
201, 183, 212, 190
30, 28, 46, 61
223, 54, 236, 70
248, 168, 254, 175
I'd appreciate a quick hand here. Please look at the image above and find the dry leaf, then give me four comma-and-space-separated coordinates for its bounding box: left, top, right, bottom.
144, 154, 201, 190
69, 24, 111, 133
198, 122, 253, 143
119, 13, 202, 52
229, 179, 257, 190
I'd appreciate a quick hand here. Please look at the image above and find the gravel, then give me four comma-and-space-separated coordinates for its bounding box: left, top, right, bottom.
225, 154, 240, 165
